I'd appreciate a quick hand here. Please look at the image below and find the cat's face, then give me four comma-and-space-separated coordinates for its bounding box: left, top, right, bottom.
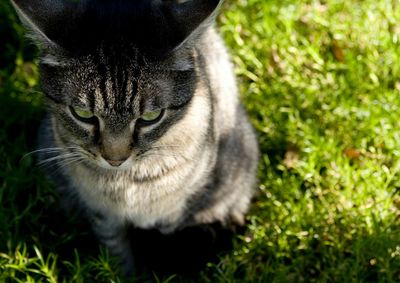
41, 44, 198, 170
12, 0, 221, 170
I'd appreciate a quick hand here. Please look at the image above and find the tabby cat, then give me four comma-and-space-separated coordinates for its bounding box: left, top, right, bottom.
12, 0, 259, 273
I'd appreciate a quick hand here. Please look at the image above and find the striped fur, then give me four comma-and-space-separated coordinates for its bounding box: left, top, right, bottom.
14, 0, 259, 274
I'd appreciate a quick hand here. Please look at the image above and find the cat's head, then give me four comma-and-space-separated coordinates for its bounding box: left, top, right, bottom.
12, 0, 221, 170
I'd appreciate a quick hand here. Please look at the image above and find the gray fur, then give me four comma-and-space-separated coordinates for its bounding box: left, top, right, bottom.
13, 0, 259, 273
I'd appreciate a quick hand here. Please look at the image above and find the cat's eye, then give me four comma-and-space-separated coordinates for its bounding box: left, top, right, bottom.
138, 109, 164, 125
69, 106, 97, 123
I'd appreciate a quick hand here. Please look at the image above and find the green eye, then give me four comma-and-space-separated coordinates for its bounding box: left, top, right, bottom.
70, 106, 96, 122
74, 108, 94, 119
139, 109, 164, 124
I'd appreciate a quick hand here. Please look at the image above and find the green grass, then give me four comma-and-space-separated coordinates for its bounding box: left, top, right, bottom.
1, 0, 400, 282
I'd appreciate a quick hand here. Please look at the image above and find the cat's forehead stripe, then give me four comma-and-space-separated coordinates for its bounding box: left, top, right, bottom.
87, 46, 144, 114
95, 53, 110, 110
104, 62, 116, 107
93, 88, 105, 110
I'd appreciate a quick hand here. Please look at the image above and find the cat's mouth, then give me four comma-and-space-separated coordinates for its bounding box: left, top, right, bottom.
59, 147, 134, 171
97, 155, 133, 170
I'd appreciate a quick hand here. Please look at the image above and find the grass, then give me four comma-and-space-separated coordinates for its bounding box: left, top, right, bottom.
1, 0, 400, 282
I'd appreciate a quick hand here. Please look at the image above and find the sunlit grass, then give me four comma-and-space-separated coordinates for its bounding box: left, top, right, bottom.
214, 0, 400, 281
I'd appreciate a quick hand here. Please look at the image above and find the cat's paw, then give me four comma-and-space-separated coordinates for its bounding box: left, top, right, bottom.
227, 210, 245, 227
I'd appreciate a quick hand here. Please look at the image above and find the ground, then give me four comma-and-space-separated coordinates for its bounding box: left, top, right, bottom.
0, 0, 400, 282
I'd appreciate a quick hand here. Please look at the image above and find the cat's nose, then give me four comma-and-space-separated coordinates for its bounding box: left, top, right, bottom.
105, 158, 127, 167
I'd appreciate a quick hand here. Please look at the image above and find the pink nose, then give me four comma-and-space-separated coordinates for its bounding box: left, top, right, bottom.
105, 158, 127, 167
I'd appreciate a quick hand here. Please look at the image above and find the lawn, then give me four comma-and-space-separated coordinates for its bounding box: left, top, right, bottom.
1, 0, 400, 282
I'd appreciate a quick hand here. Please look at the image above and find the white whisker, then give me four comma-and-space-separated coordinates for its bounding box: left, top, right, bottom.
38, 153, 81, 166
57, 156, 88, 170
22, 147, 64, 160
139, 152, 198, 163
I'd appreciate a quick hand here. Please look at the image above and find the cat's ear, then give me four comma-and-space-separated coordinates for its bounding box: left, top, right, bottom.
11, 0, 63, 46
158, 0, 222, 50
10, 0, 78, 49
11, 0, 223, 53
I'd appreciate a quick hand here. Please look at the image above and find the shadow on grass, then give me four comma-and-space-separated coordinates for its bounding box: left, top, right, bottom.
129, 224, 237, 278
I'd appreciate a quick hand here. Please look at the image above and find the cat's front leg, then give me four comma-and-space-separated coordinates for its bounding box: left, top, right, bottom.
88, 211, 134, 275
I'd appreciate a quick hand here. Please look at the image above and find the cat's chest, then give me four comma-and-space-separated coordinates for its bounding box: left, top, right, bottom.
73, 169, 187, 226
67, 154, 210, 229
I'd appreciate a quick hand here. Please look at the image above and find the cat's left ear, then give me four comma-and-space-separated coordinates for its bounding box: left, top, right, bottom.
156, 0, 222, 51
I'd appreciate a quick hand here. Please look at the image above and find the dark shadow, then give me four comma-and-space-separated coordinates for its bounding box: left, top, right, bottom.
129, 223, 239, 278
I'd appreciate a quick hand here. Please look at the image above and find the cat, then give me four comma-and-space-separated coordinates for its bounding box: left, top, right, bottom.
12, 0, 259, 274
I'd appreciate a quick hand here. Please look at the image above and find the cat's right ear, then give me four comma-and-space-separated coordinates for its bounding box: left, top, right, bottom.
10, 0, 66, 48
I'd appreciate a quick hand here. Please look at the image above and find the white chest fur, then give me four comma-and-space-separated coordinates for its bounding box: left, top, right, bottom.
69, 146, 213, 229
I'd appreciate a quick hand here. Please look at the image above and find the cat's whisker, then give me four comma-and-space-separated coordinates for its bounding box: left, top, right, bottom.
38, 152, 80, 162
33, 145, 93, 171
21, 147, 65, 160
149, 148, 198, 161
57, 156, 87, 170
39, 152, 89, 172
149, 146, 187, 153
139, 152, 198, 163
38, 153, 82, 166
150, 145, 182, 149
43, 157, 87, 175
22, 145, 85, 161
